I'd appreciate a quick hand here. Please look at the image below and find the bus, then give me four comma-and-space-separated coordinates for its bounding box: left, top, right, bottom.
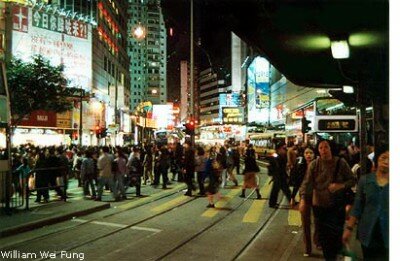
248, 131, 286, 159
286, 97, 358, 146
0, 61, 12, 206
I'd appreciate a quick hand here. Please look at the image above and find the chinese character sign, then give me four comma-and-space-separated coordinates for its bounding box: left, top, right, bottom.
11, 6, 92, 91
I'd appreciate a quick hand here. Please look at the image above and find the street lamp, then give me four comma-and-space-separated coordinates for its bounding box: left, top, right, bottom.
131, 24, 146, 41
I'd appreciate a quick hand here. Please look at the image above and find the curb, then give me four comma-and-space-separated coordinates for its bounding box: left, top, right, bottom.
0, 203, 110, 238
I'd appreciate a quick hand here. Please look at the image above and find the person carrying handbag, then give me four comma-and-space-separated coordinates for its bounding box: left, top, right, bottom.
299, 139, 355, 260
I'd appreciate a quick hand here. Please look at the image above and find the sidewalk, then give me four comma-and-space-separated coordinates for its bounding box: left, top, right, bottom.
0, 179, 110, 238
0, 177, 186, 238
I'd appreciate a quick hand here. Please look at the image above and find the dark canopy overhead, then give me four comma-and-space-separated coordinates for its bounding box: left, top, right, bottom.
205, 0, 388, 88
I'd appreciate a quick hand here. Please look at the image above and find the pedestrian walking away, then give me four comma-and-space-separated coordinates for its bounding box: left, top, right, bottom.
268, 142, 292, 208
240, 144, 261, 199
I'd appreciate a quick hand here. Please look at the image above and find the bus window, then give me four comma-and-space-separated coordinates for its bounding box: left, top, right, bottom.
316, 98, 356, 116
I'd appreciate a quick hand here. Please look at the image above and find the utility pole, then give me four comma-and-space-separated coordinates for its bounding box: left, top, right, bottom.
189, 0, 194, 145
358, 85, 368, 176
79, 87, 83, 146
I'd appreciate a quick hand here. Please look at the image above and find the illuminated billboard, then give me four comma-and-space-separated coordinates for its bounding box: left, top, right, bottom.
152, 104, 174, 129
222, 107, 244, 124
219, 93, 240, 120
11, 6, 92, 91
247, 56, 270, 123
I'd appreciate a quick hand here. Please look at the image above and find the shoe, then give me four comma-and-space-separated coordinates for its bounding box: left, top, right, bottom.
257, 194, 262, 199
206, 204, 215, 208
234, 181, 238, 186
43, 199, 49, 203
269, 204, 279, 209
184, 192, 192, 196
303, 253, 310, 257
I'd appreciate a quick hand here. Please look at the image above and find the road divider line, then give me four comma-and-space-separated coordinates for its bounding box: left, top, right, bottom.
242, 177, 272, 223
201, 188, 241, 218
151, 195, 189, 213
130, 226, 162, 233
90, 221, 127, 228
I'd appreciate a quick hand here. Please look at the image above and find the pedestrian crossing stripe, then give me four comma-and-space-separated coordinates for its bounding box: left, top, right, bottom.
151, 195, 190, 213
119, 184, 186, 210
201, 188, 241, 218
288, 209, 302, 226
242, 177, 272, 223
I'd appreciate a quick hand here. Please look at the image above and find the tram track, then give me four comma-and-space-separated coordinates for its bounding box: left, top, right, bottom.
0, 185, 190, 252
155, 185, 284, 261
2, 166, 282, 261
30, 193, 200, 261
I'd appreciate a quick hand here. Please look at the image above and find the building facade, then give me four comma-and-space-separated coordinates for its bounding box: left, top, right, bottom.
128, 0, 167, 111
198, 67, 231, 125
3, 0, 131, 146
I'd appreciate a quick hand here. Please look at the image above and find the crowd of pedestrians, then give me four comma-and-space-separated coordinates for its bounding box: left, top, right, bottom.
9, 137, 389, 260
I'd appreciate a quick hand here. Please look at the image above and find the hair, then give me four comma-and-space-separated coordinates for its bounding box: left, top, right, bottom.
197, 146, 205, 156
275, 142, 286, 151
316, 139, 338, 156
102, 146, 110, 153
85, 150, 92, 158
303, 145, 316, 155
22, 157, 28, 165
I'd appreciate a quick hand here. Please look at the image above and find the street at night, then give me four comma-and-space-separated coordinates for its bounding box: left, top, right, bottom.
0, 0, 394, 260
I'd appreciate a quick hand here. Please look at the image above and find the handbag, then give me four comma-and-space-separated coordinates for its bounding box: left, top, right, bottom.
331, 158, 355, 207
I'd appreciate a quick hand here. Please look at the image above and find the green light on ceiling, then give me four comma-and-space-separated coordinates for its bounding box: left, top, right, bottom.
348, 32, 384, 47
290, 35, 331, 50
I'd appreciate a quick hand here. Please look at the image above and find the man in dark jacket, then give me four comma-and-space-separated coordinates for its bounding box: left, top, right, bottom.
268, 143, 292, 208
182, 142, 195, 196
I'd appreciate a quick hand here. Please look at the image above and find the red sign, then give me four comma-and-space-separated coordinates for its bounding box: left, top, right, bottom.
17, 110, 57, 127
12, 6, 28, 33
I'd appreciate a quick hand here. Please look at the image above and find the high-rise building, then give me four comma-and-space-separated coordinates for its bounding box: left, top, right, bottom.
128, 0, 167, 110
198, 67, 231, 125
55, 0, 132, 145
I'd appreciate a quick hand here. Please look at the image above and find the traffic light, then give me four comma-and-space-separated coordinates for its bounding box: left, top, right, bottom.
100, 128, 108, 138
95, 126, 101, 139
301, 117, 312, 134
184, 120, 195, 135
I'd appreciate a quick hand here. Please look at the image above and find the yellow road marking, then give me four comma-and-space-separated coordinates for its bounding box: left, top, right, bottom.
242, 177, 272, 223
201, 189, 241, 218
242, 200, 266, 223
118, 184, 186, 210
288, 209, 302, 226
151, 195, 189, 213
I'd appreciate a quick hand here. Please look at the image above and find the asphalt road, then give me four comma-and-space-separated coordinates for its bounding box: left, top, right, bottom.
0, 164, 361, 261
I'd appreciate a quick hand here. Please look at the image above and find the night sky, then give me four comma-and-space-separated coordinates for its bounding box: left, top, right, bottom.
162, 0, 232, 102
